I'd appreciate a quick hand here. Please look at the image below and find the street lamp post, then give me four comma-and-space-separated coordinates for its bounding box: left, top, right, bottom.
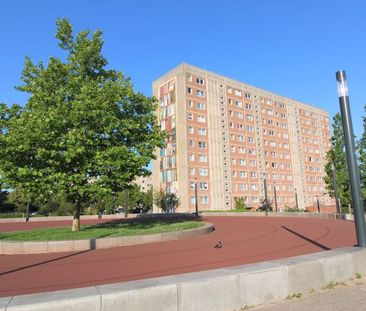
294, 189, 299, 211
316, 197, 320, 213
194, 178, 199, 216
336, 70, 366, 247
273, 183, 278, 212
330, 162, 341, 215
25, 201, 30, 222
264, 179, 269, 216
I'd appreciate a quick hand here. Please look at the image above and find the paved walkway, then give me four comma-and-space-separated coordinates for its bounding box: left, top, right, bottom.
0, 216, 356, 297
253, 277, 366, 310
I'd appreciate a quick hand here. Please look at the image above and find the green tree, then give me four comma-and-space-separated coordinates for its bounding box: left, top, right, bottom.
7, 187, 29, 213
324, 113, 351, 206
153, 190, 179, 213
358, 104, 366, 198
0, 19, 165, 231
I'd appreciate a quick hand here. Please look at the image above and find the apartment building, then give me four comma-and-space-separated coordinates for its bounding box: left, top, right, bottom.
152, 64, 333, 212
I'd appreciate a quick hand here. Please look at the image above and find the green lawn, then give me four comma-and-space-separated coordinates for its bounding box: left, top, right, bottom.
0, 220, 204, 241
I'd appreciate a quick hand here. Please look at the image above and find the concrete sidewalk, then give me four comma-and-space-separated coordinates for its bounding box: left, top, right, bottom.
253, 277, 366, 311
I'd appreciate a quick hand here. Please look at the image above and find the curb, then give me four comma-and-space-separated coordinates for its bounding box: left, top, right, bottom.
0, 222, 214, 255
1, 246, 365, 311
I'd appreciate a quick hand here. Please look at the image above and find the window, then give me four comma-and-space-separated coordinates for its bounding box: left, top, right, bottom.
198, 141, 207, 149
200, 196, 209, 204
187, 100, 193, 107
240, 171, 247, 178
235, 100, 243, 108
188, 140, 194, 147
238, 135, 244, 142
188, 113, 193, 120
199, 154, 208, 162
190, 181, 195, 189
248, 137, 255, 143
245, 103, 252, 109
199, 182, 208, 189
199, 168, 208, 176
190, 196, 196, 204
197, 102, 205, 110
237, 112, 244, 119
197, 115, 206, 123
196, 78, 205, 85
188, 126, 194, 134
251, 184, 258, 190
187, 87, 192, 94
190, 168, 195, 175
198, 128, 207, 136
187, 74, 193, 82
234, 90, 242, 96
247, 114, 254, 121
189, 154, 195, 161
240, 183, 248, 190
196, 90, 205, 97
239, 159, 246, 166
250, 171, 257, 178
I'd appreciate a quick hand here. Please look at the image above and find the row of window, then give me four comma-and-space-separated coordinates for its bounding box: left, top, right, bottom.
263, 141, 290, 149
189, 167, 208, 176
188, 140, 207, 149
187, 87, 205, 98
231, 171, 258, 178
228, 134, 255, 143
188, 126, 207, 136
188, 154, 208, 162
190, 196, 209, 204
187, 113, 206, 123
265, 162, 292, 170
186, 74, 205, 85
263, 150, 291, 159
262, 119, 289, 129
187, 100, 206, 110
229, 146, 256, 155
227, 87, 252, 99
262, 109, 287, 119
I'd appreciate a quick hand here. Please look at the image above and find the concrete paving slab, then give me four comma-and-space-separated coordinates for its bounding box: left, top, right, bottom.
253, 278, 366, 311
97, 278, 177, 311
175, 269, 240, 311
0, 297, 12, 311
6, 287, 100, 311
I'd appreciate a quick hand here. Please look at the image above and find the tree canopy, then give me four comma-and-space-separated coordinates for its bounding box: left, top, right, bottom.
0, 19, 165, 230
324, 113, 351, 206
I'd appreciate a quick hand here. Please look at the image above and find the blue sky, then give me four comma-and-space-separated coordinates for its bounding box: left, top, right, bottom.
1, 0, 365, 138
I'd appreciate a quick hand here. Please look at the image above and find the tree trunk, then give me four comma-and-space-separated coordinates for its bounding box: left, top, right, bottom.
72, 199, 81, 232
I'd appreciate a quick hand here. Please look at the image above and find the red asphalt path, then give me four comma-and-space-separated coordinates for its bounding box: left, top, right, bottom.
0, 216, 357, 297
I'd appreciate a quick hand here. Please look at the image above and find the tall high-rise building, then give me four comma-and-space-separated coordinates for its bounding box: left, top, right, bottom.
152, 64, 333, 212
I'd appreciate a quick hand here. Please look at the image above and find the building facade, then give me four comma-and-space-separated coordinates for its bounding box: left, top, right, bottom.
152, 64, 333, 212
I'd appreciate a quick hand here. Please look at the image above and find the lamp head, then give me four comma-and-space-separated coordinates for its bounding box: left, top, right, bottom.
336, 70, 348, 97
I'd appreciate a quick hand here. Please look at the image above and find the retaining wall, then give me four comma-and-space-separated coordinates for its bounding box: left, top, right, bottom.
1, 247, 366, 311
0, 223, 214, 255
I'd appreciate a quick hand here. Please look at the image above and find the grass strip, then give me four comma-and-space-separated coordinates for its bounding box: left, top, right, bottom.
0, 220, 204, 241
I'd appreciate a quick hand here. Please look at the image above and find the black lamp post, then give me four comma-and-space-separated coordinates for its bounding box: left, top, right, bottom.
194, 178, 199, 216
273, 183, 278, 212
336, 70, 366, 247
316, 197, 320, 213
25, 201, 30, 222
330, 162, 341, 214
294, 189, 299, 211
264, 179, 269, 216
